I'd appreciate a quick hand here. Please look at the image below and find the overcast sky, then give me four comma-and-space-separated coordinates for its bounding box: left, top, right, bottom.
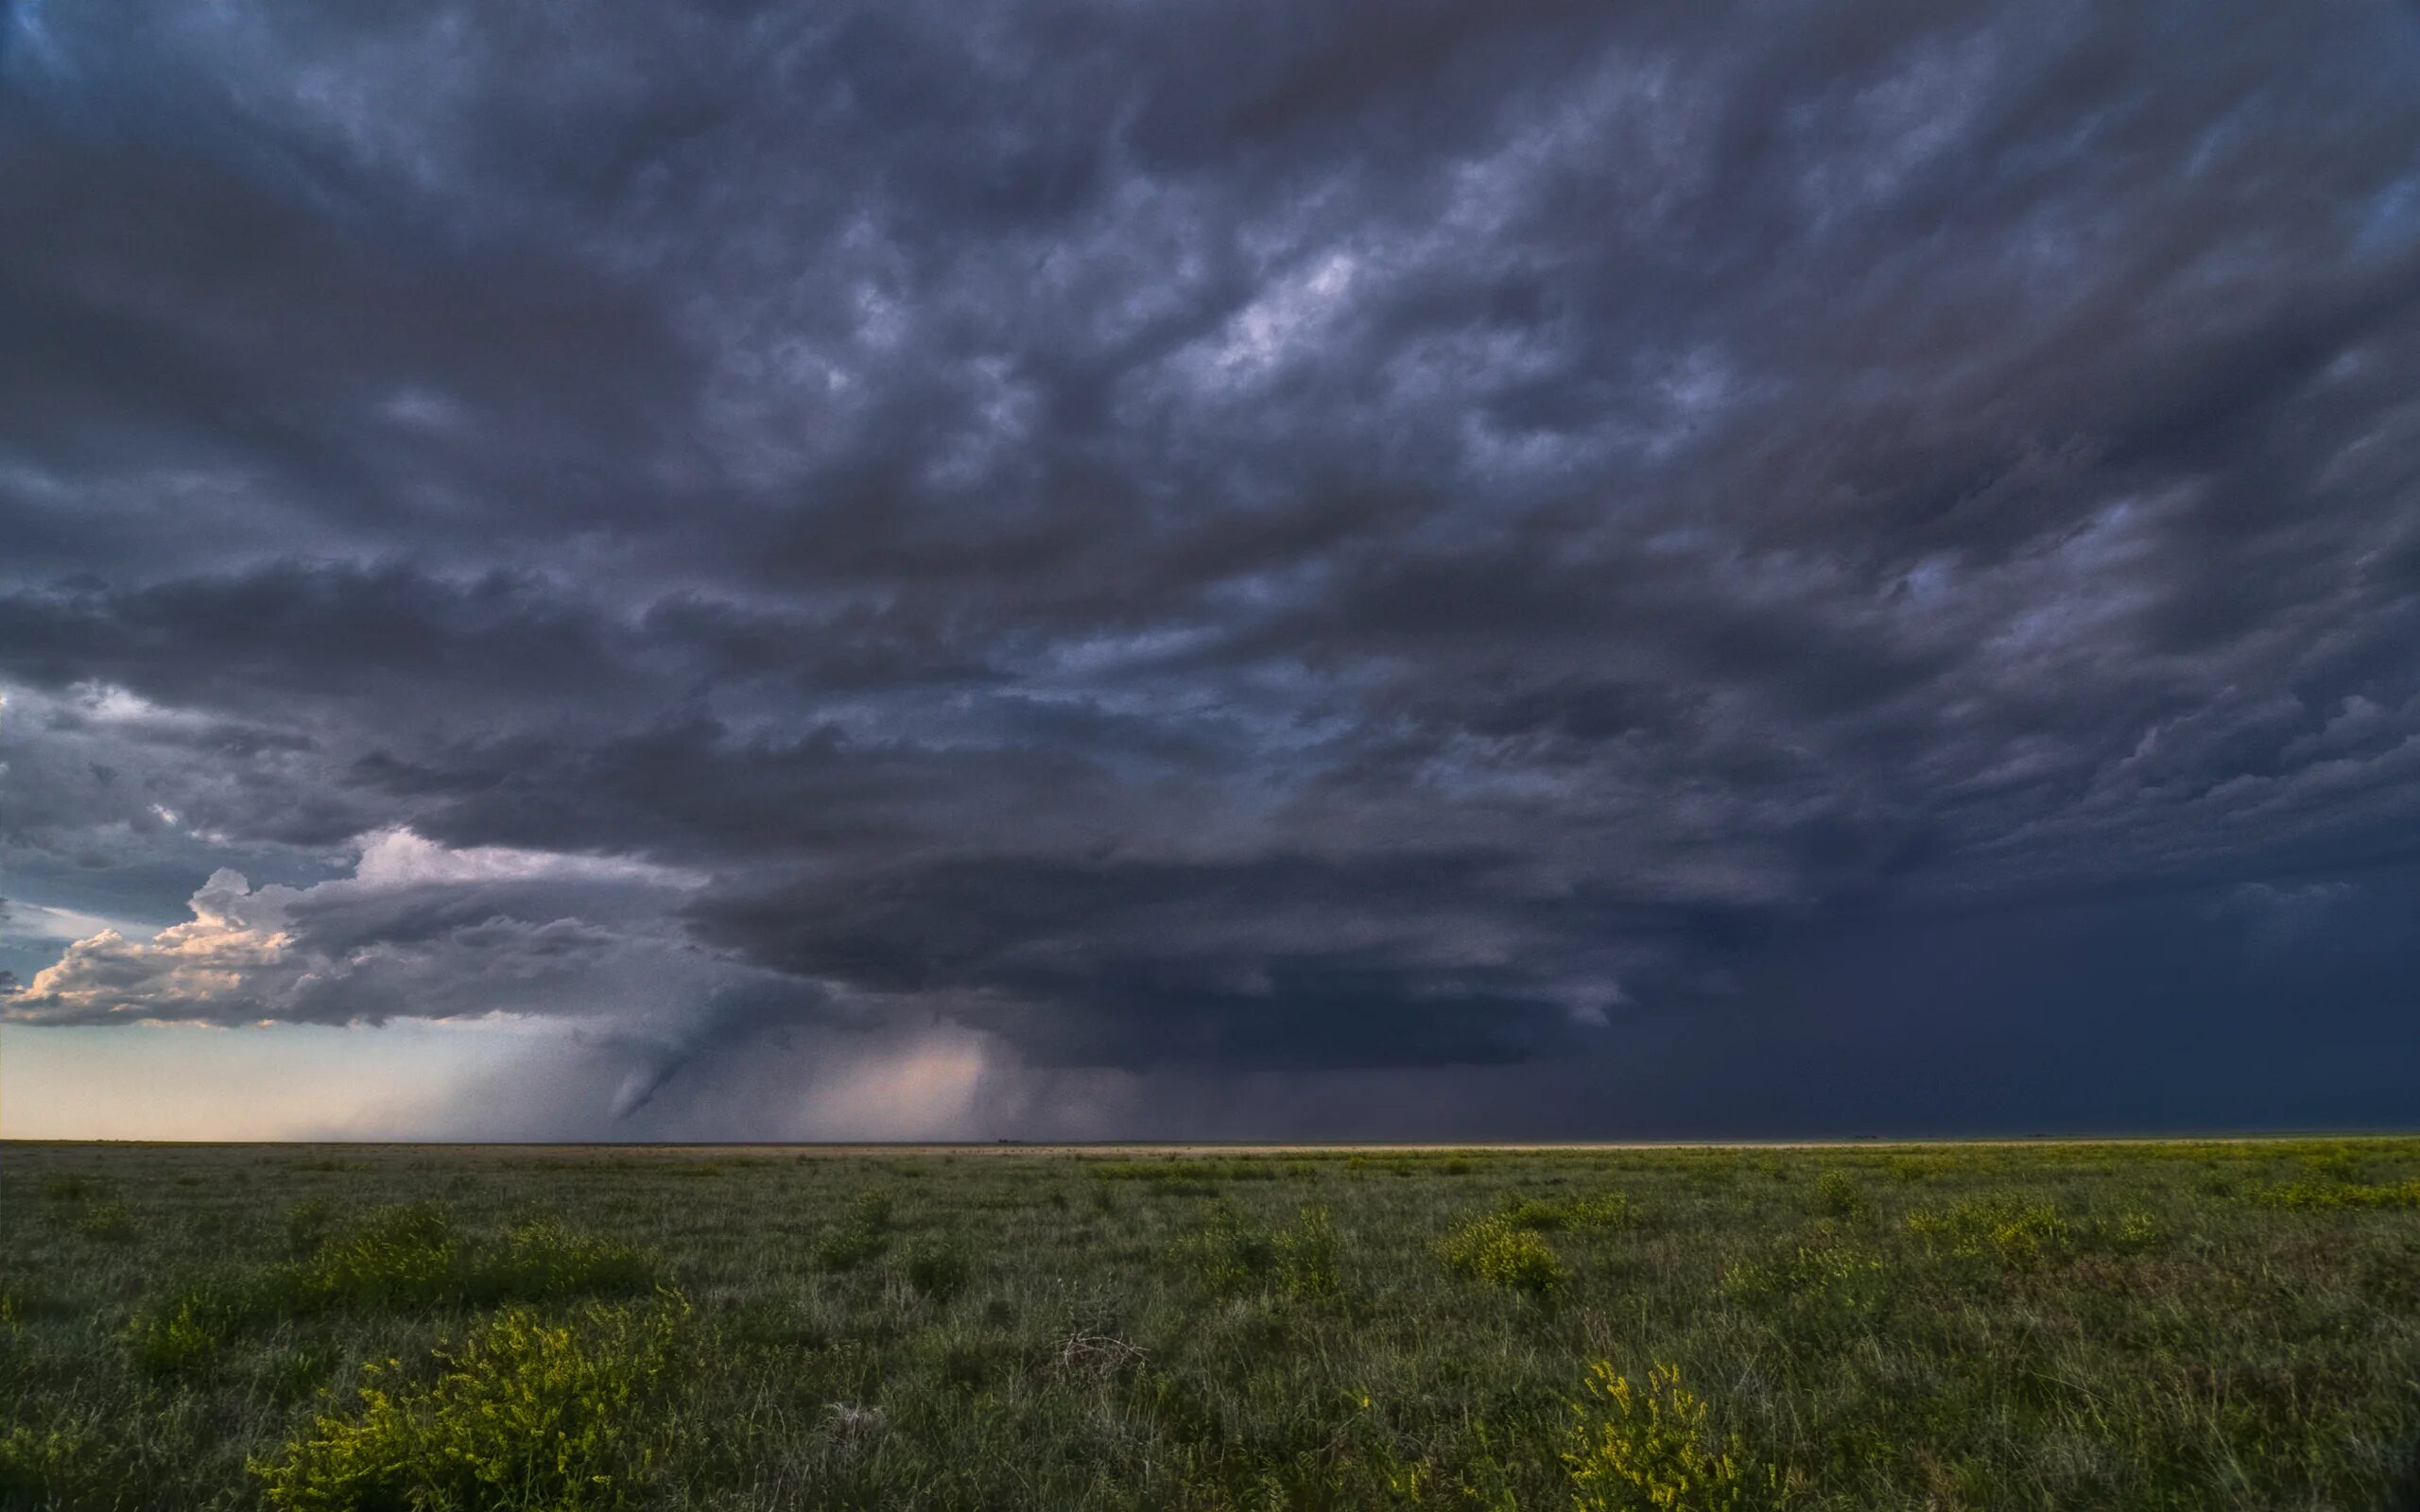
4, 0, 2417, 1140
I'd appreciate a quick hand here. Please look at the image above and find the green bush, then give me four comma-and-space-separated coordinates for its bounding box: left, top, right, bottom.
254, 1295, 691, 1511
1565, 1361, 1780, 1511
1437, 1214, 1569, 1294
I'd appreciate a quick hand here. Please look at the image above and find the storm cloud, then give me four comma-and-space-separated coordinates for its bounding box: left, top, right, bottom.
4, 0, 2417, 1134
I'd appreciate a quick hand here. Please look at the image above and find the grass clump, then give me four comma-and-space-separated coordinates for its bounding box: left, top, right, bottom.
1275, 1204, 1342, 1300
1812, 1170, 1869, 1220
1499, 1191, 1632, 1231
1721, 1246, 1887, 1332
1437, 1212, 1569, 1294
0, 1423, 111, 1507
40, 1175, 102, 1202
130, 1205, 663, 1371
903, 1240, 972, 1301
813, 1188, 897, 1272
2246, 1177, 2420, 1211
253, 1295, 690, 1511
72, 1200, 138, 1243
1906, 1195, 2073, 1270
1566, 1361, 1781, 1511
1170, 1203, 1344, 1301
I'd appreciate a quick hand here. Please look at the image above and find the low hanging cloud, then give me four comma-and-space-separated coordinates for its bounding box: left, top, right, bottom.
9, 830, 728, 1028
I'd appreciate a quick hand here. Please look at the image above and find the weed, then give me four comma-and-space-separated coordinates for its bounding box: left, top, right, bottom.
1565, 1361, 1780, 1512
0, 1423, 113, 1507
1170, 1202, 1277, 1296
1906, 1196, 2074, 1270
130, 1205, 664, 1370
903, 1239, 971, 1300
2247, 1177, 2420, 1211
1437, 1213, 1569, 1294
1721, 1245, 1887, 1332
1813, 1170, 1870, 1220
1500, 1191, 1633, 1231
72, 1200, 138, 1243
131, 1292, 228, 1374
254, 1294, 691, 1510
2098, 1209, 2167, 1252
1276, 1204, 1342, 1300
813, 1193, 896, 1273
1171, 1204, 1344, 1301
283, 1198, 335, 1258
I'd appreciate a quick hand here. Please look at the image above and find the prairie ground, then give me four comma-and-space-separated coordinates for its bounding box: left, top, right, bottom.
4, 1136, 2418, 1510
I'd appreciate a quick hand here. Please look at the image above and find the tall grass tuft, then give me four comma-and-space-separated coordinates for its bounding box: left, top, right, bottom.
71, 1201, 138, 1243
253, 1294, 691, 1511
1437, 1212, 1568, 1294
812, 1188, 898, 1272
1498, 1191, 1633, 1232
1565, 1361, 1780, 1512
130, 1204, 664, 1371
1905, 1196, 2073, 1270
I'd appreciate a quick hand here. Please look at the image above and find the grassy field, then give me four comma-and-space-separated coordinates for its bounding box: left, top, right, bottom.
4, 1138, 2419, 1510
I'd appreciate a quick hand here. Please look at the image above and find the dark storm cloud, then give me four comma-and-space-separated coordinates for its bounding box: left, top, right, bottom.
4, 0, 2418, 1125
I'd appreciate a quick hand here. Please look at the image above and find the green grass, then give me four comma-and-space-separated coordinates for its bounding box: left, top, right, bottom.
2, 1137, 2418, 1508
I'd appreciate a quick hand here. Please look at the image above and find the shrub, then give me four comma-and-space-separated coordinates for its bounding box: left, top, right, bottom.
283, 1199, 336, 1259
0, 1423, 116, 1507
812, 1188, 899, 1272
2097, 1210, 2167, 1252
1906, 1197, 2073, 1270
130, 1206, 664, 1371
1169, 1203, 1276, 1297
286, 1202, 459, 1308
1565, 1361, 1780, 1512
1275, 1205, 1342, 1301
1721, 1246, 1887, 1331
73, 1201, 138, 1243
850, 1188, 896, 1228
1500, 1192, 1632, 1232
1813, 1171, 1870, 1220
904, 1240, 971, 1301
2245, 1178, 2420, 1211
1169, 1204, 1343, 1301
131, 1293, 229, 1375
1437, 1214, 1569, 1294
478, 1220, 664, 1304
254, 1295, 691, 1511
39, 1175, 100, 1203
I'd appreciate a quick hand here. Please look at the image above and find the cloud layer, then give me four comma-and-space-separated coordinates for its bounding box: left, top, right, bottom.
4, 0, 2418, 1132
